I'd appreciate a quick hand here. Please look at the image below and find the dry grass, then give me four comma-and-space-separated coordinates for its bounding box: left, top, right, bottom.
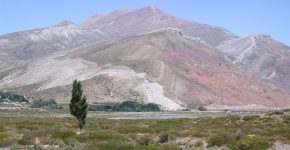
0, 109, 289, 149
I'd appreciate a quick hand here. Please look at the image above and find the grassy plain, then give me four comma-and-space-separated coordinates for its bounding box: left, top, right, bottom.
0, 109, 290, 150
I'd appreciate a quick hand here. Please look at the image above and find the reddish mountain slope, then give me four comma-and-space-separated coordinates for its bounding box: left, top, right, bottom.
72, 30, 290, 109
82, 6, 237, 46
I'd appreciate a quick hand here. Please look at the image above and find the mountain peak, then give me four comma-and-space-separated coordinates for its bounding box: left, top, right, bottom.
58, 20, 76, 26
81, 6, 237, 45
138, 6, 163, 14
111, 9, 132, 14
248, 33, 271, 41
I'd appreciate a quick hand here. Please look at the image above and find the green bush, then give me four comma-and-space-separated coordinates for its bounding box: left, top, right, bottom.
137, 135, 154, 145
88, 104, 114, 111
242, 115, 260, 121
197, 106, 207, 111
116, 101, 160, 112
230, 136, 272, 150
31, 99, 63, 109
89, 101, 160, 112
207, 132, 235, 147
0, 91, 29, 103
18, 138, 34, 145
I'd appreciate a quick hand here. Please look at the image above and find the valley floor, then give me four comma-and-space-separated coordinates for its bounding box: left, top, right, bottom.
0, 109, 290, 150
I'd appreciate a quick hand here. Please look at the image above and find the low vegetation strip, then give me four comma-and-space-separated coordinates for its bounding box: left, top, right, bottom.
0, 91, 161, 112
88, 101, 161, 112
0, 109, 289, 149
0, 91, 29, 103
29, 100, 161, 112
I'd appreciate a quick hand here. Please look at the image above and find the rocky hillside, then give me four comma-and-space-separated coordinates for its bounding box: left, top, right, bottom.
217, 34, 290, 93
3, 30, 290, 110
0, 20, 104, 71
82, 6, 237, 46
0, 6, 290, 110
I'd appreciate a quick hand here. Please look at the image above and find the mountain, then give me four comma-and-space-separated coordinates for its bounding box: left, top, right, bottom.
0, 20, 104, 71
2, 29, 289, 110
0, 6, 290, 110
82, 6, 237, 46
217, 34, 290, 93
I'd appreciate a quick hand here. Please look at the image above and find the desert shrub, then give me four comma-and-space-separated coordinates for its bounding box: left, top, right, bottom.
227, 115, 241, 122
0, 140, 12, 148
137, 135, 154, 145
97, 123, 114, 130
39, 137, 50, 145
260, 116, 273, 123
16, 124, 38, 130
97, 139, 134, 150
159, 132, 169, 143
190, 130, 209, 138
0, 126, 5, 132
0, 133, 8, 141
230, 136, 272, 150
159, 132, 175, 143
242, 115, 260, 121
48, 138, 65, 146
161, 144, 182, 150
52, 130, 75, 140
282, 115, 290, 122
194, 141, 203, 148
18, 138, 34, 145
10, 144, 27, 150
115, 125, 152, 134
235, 130, 245, 140
76, 130, 124, 142
61, 138, 86, 150
207, 132, 235, 147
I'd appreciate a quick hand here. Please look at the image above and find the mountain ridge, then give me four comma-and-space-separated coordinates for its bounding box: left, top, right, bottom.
82, 6, 238, 46
0, 6, 290, 110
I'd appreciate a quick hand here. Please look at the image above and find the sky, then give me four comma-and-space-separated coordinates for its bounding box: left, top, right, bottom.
1, 0, 289, 46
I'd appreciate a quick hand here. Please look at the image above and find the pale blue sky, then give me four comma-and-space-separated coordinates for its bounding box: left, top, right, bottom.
1, 0, 289, 46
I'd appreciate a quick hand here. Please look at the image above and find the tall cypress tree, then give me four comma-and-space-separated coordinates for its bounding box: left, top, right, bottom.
69, 79, 88, 132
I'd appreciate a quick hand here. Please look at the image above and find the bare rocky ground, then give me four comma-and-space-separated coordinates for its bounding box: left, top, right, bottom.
271, 143, 290, 150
